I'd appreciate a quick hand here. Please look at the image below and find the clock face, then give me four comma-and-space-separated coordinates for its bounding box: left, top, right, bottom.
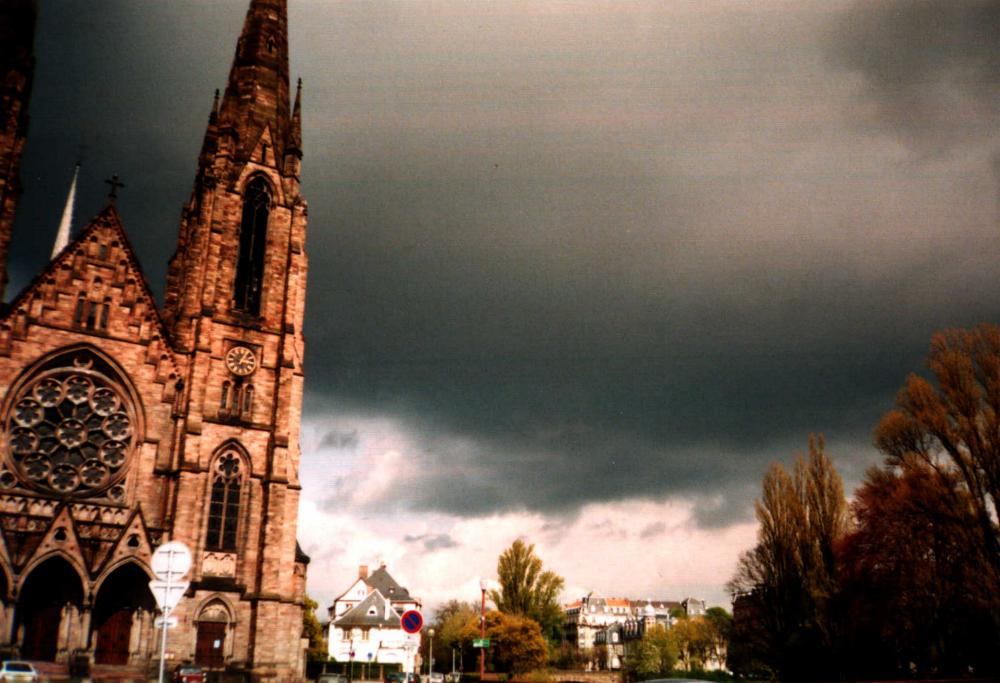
225, 346, 257, 376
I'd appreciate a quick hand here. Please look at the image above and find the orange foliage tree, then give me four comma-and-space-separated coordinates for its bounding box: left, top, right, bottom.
874, 324, 1000, 584
459, 611, 548, 675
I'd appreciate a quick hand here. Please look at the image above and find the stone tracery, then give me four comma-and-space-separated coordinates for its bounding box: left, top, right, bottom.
4, 353, 137, 498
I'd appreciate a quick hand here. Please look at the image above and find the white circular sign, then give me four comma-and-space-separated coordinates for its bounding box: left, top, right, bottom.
151, 540, 192, 581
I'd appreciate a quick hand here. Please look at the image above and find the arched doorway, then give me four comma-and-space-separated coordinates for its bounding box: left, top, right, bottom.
16, 557, 84, 661
195, 601, 230, 669
92, 562, 155, 665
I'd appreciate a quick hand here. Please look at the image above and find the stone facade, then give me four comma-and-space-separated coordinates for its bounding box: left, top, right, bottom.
0, 0, 310, 679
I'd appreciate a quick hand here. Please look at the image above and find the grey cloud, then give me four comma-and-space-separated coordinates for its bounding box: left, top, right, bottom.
639, 522, 666, 540
404, 534, 460, 552
320, 430, 360, 450
827, 0, 1000, 153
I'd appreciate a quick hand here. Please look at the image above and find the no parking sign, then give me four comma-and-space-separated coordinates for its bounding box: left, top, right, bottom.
400, 610, 423, 634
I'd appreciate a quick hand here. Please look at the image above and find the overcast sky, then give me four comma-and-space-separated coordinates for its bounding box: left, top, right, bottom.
12, 0, 1000, 614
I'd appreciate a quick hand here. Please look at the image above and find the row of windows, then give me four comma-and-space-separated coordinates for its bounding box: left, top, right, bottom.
219, 381, 254, 421
73, 295, 110, 331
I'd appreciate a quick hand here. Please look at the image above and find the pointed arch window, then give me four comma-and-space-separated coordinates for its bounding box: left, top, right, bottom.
233, 177, 270, 315
206, 452, 243, 551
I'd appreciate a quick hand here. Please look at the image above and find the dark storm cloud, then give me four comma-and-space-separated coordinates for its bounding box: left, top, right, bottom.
301, 0, 1000, 525
11, 0, 241, 293
828, 0, 1000, 153
15, 2, 1000, 532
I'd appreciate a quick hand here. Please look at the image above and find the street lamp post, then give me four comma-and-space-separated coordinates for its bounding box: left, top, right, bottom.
349, 643, 356, 683
479, 579, 488, 681
428, 628, 436, 682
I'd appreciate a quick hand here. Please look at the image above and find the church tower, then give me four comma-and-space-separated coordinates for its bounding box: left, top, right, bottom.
0, 0, 308, 677
0, 0, 37, 301
162, 0, 309, 675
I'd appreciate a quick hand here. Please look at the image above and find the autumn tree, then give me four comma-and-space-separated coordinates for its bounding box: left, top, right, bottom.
839, 460, 997, 678
727, 436, 848, 681
432, 600, 481, 674
302, 595, 328, 662
874, 325, 1000, 588
703, 607, 732, 671
491, 539, 565, 643
459, 610, 548, 675
669, 616, 713, 672
624, 624, 676, 680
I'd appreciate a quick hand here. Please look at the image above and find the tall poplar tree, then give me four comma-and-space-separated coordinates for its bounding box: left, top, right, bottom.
491, 539, 565, 643
727, 436, 848, 680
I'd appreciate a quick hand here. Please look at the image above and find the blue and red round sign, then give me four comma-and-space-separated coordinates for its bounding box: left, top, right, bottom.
400, 609, 423, 634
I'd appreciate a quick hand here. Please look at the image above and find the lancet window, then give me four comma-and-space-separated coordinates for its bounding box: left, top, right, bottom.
233, 177, 270, 315
206, 452, 244, 551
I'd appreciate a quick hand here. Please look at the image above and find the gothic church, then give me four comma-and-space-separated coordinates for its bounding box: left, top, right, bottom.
0, 0, 310, 678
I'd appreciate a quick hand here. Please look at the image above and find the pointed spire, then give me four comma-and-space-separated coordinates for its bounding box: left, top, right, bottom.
198, 89, 221, 174
288, 77, 302, 152
218, 0, 291, 157
51, 162, 79, 258
210, 88, 220, 124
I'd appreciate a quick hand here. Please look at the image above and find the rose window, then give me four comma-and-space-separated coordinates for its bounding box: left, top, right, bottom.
4, 357, 138, 497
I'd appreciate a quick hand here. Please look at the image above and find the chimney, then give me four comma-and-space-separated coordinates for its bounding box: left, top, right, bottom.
359, 565, 369, 580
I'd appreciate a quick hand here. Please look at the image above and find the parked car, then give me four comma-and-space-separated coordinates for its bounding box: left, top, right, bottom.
174, 665, 205, 683
318, 674, 348, 683
0, 662, 37, 683
385, 672, 416, 683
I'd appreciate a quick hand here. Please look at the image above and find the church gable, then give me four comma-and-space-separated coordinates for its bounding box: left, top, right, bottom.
94, 506, 155, 578
0, 204, 180, 393
27, 505, 85, 568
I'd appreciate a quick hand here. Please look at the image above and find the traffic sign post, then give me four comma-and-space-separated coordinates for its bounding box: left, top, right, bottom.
149, 580, 190, 611
151, 541, 192, 683
473, 639, 490, 648
154, 616, 179, 629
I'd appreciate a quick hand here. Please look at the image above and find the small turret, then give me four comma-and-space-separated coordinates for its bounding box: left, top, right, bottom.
196, 90, 222, 184
285, 78, 303, 178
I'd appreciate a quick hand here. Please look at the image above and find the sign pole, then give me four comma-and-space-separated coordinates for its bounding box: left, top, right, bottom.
158, 567, 172, 683
150, 541, 192, 683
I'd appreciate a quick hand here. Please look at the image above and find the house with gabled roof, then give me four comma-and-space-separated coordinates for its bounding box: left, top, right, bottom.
328, 564, 423, 676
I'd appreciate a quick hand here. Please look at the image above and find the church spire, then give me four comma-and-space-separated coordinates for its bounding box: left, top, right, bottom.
217, 0, 291, 163
51, 162, 78, 258
163, 0, 306, 350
